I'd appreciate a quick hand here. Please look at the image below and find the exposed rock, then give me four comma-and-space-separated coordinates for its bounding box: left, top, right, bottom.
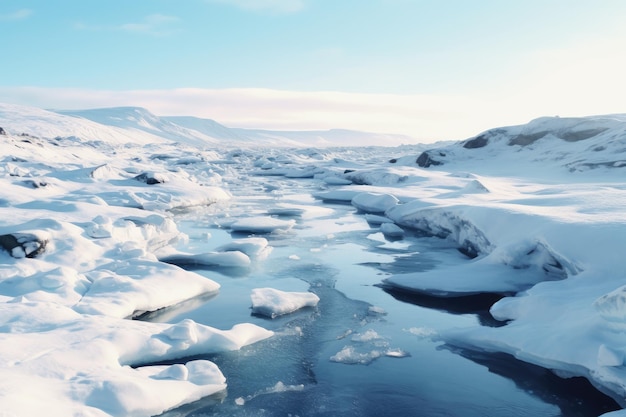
387, 207, 493, 258
462, 134, 489, 149
21, 179, 48, 189
506, 240, 580, 280
0, 233, 48, 258
416, 151, 443, 168
508, 131, 548, 146
134, 172, 167, 185
0, 127, 6, 135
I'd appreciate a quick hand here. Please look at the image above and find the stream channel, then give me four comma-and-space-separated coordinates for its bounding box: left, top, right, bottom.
141, 169, 619, 417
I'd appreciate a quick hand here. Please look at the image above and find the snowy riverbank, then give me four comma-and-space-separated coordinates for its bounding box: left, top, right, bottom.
1, 104, 626, 416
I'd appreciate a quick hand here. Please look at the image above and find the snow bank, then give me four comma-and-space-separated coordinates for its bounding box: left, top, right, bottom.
0, 123, 273, 417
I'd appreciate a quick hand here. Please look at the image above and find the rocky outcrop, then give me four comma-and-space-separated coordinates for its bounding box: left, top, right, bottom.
0, 233, 47, 258
416, 151, 445, 168
134, 172, 168, 185
387, 206, 493, 258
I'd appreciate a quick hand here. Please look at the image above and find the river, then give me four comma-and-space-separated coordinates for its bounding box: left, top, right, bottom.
140, 163, 619, 417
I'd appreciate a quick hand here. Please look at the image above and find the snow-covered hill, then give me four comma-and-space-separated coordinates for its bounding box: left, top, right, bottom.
402, 114, 626, 175
0, 103, 414, 148
0, 103, 172, 146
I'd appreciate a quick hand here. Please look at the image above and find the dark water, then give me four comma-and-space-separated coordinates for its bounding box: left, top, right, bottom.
142, 175, 620, 417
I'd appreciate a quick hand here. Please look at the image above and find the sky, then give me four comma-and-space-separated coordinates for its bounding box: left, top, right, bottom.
1, 0, 626, 142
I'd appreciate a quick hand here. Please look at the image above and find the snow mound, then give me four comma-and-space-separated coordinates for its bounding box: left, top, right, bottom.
250, 287, 320, 318
351, 192, 399, 213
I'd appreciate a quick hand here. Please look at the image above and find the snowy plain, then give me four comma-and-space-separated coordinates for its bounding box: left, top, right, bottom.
1, 103, 626, 416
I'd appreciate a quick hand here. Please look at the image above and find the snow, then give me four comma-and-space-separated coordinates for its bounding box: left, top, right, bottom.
351, 191, 399, 213
230, 217, 296, 234
2, 103, 626, 414
250, 287, 320, 318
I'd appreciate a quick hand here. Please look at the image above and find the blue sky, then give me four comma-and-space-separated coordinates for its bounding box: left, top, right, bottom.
2, 0, 626, 141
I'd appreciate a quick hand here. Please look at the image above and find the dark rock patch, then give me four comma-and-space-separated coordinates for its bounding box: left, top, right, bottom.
560, 128, 608, 142
463, 135, 489, 149
21, 179, 48, 189
509, 131, 549, 146
0, 127, 6, 135
134, 172, 166, 185
0, 233, 47, 258
416, 151, 443, 168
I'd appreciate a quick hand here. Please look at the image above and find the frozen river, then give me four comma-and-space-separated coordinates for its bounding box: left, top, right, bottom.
141, 172, 618, 417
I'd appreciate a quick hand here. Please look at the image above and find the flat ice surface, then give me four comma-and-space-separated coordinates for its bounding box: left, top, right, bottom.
1, 104, 626, 416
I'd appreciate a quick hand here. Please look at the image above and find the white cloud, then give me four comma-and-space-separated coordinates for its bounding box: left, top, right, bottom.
119, 14, 180, 36
206, 0, 306, 14
74, 14, 180, 36
0, 8, 33, 21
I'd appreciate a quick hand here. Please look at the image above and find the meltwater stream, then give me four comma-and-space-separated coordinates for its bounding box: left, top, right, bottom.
144, 173, 619, 417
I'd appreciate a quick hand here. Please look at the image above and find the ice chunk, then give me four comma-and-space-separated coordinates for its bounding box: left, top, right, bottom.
351, 192, 399, 213
215, 237, 272, 260
351, 329, 383, 342
385, 348, 411, 358
251, 287, 320, 318
230, 217, 296, 234
380, 222, 404, 238
330, 346, 383, 365
364, 214, 394, 225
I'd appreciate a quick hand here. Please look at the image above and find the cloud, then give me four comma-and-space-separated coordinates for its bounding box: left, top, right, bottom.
119, 14, 180, 36
0, 8, 33, 21
206, 0, 306, 14
75, 14, 180, 36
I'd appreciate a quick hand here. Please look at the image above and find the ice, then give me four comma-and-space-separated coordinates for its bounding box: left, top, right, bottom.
351, 191, 399, 213
214, 237, 273, 260
380, 222, 404, 238
2, 103, 626, 415
230, 217, 296, 234
250, 287, 320, 318
330, 345, 383, 365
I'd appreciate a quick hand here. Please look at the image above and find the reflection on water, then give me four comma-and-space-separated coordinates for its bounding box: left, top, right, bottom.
445, 347, 621, 416
377, 284, 507, 328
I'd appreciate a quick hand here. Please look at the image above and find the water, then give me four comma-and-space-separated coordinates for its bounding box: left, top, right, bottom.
143, 172, 619, 417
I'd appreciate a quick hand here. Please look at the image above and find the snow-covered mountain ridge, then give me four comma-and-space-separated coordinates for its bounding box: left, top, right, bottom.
0, 103, 413, 148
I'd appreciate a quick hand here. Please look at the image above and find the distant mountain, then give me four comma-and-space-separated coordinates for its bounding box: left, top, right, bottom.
56, 107, 219, 147
165, 115, 415, 147
0, 103, 171, 146
400, 115, 626, 173
53, 107, 414, 148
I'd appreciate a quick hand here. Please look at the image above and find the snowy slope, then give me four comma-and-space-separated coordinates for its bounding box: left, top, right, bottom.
407, 114, 626, 175
0, 103, 171, 146
57, 107, 220, 147
53, 107, 415, 148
